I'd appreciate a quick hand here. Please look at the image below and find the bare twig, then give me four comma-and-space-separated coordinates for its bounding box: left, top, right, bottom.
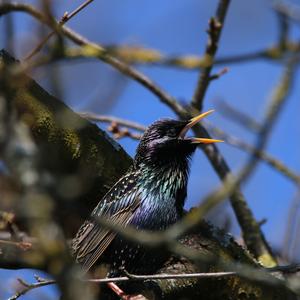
209, 67, 229, 81
107, 122, 142, 140
89, 271, 237, 283
80, 113, 147, 132
8, 277, 56, 300
80, 113, 145, 140
8, 263, 300, 300
24, 0, 95, 60
191, 0, 231, 110
0, 239, 32, 250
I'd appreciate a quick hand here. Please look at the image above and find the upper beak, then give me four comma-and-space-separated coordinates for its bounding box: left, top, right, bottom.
179, 110, 223, 144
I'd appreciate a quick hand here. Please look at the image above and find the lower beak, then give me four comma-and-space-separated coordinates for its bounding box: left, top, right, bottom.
190, 137, 223, 144
179, 110, 223, 144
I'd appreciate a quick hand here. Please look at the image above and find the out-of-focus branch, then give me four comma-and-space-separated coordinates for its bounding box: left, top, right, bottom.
276, 5, 290, 51
0, 50, 132, 236
80, 112, 145, 140
232, 55, 297, 261
79, 113, 147, 132
0, 239, 32, 250
215, 99, 262, 132
87, 42, 300, 68
283, 191, 300, 260
2, 2, 299, 70
191, 0, 231, 110
1, 51, 94, 300
0, 2, 187, 116
189, 55, 296, 266
188, 0, 276, 267
204, 120, 300, 185
186, 0, 276, 267
273, 1, 300, 24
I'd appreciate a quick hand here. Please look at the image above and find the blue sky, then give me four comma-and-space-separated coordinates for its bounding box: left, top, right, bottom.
1, 0, 299, 298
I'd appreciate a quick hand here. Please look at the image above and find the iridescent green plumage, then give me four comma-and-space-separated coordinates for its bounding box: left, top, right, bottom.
72, 116, 216, 275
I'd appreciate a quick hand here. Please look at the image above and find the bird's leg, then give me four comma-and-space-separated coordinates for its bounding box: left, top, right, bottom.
107, 282, 146, 300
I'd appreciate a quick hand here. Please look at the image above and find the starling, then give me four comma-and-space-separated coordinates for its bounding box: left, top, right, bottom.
72, 110, 222, 276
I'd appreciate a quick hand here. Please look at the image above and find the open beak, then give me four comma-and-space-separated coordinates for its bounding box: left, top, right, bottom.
179, 110, 223, 144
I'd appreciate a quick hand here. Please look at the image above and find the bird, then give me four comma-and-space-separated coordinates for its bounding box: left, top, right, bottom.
71, 110, 222, 279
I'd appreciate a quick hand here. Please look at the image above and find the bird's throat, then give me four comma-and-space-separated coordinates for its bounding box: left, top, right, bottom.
138, 159, 189, 208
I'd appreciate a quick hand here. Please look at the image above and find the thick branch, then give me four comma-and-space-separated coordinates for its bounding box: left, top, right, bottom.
0, 49, 131, 236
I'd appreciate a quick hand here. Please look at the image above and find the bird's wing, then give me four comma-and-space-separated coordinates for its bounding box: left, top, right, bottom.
71, 170, 141, 272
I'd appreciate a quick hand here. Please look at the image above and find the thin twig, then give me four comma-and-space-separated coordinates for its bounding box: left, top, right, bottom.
79, 113, 147, 132
191, 0, 231, 110
80, 113, 145, 140
8, 263, 300, 300
88, 271, 237, 283
8, 277, 56, 300
0, 239, 32, 250
24, 0, 95, 60
209, 67, 229, 81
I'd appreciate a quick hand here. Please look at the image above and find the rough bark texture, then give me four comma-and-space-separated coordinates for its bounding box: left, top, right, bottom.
0, 50, 296, 299
0, 50, 132, 236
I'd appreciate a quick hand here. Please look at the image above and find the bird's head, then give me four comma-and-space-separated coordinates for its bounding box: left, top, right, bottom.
135, 110, 222, 166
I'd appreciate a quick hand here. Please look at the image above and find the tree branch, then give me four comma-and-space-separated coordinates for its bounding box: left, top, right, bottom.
191, 0, 231, 110
24, 0, 95, 60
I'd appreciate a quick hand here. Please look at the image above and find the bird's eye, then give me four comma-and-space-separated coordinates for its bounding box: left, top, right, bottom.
168, 128, 177, 138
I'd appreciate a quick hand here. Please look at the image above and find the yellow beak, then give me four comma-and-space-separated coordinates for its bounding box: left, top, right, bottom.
179, 109, 223, 144
190, 137, 224, 144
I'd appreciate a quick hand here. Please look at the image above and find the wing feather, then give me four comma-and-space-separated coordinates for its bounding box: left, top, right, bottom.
72, 171, 141, 272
